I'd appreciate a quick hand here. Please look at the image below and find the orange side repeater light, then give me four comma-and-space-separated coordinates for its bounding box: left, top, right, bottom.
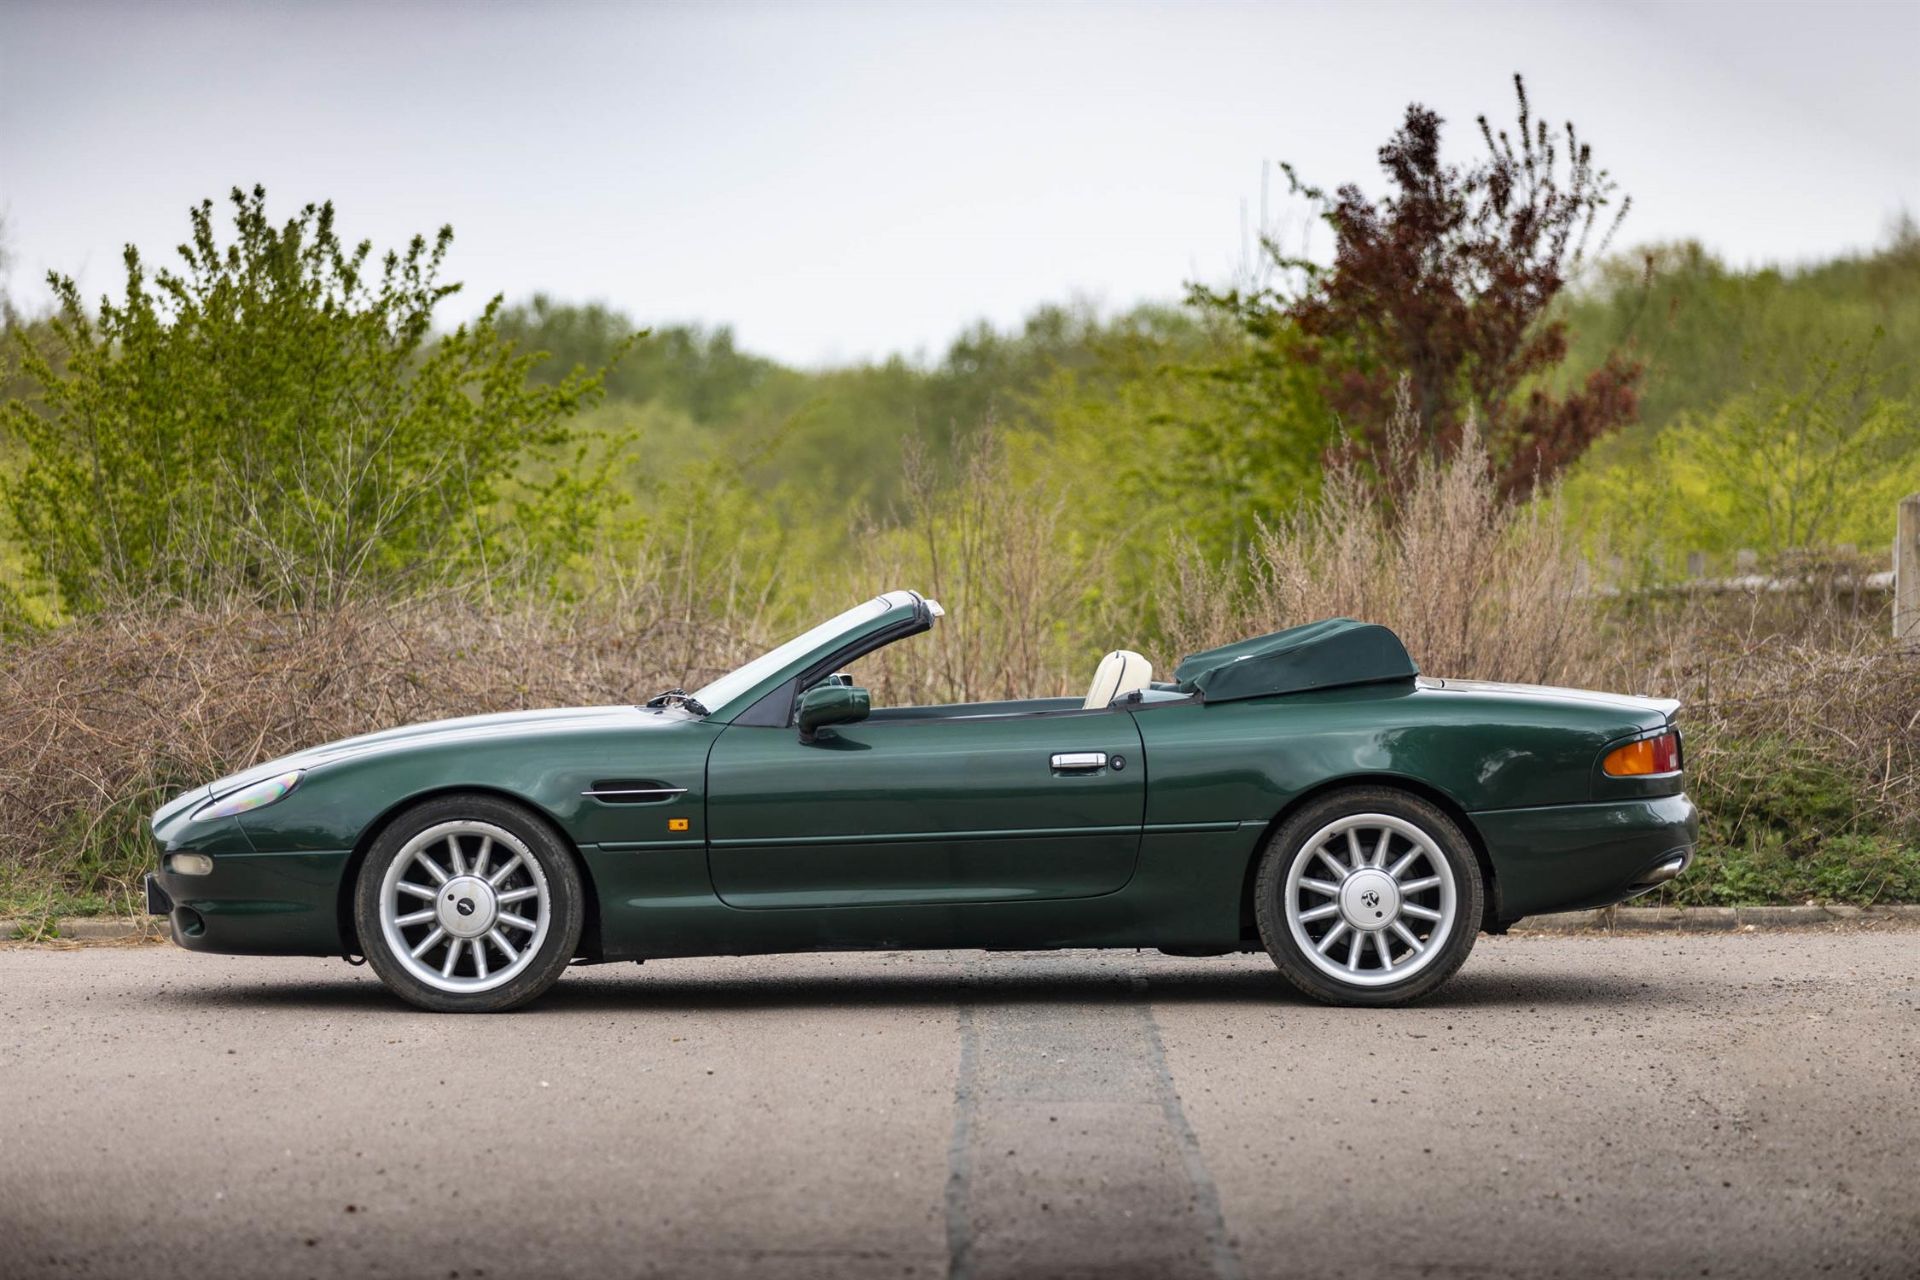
1603, 730, 1681, 777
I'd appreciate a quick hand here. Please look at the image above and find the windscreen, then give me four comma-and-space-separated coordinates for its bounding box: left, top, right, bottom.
691, 596, 895, 714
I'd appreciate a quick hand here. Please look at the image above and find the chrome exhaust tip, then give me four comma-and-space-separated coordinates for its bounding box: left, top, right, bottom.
1629, 849, 1692, 893
1644, 854, 1688, 884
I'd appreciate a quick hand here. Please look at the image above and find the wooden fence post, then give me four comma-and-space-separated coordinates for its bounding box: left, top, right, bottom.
1897, 494, 1920, 646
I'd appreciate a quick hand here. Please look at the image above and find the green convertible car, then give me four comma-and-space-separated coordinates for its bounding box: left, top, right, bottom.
146, 590, 1695, 1011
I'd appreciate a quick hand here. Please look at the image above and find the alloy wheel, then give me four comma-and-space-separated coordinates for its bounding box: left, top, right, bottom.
1282, 812, 1459, 988
377, 820, 552, 994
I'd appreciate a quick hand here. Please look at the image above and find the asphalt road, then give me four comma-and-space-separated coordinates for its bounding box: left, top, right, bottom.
1, 932, 1915, 1279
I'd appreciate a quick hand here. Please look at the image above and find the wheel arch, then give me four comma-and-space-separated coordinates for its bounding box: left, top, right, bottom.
335, 785, 604, 961
1235, 773, 1500, 942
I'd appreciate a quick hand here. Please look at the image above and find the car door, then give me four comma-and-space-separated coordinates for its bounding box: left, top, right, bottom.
705, 707, 1145, 909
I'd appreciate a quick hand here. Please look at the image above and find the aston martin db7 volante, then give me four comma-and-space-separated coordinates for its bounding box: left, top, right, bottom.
146, 590, 1695, 1011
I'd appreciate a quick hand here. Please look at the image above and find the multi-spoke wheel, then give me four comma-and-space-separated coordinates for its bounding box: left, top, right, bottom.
354, 794, 584, 1013
380, 821, 550, 991
1255, 787, 1484, 1006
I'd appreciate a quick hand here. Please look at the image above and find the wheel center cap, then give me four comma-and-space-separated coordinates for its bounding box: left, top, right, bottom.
437, 876, 497, 938
1339, 868, 1401, 930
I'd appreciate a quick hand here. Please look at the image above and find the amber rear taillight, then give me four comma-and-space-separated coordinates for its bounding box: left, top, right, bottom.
1603, 730, 1681, 777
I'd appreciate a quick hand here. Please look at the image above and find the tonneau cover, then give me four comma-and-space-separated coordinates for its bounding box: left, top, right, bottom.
1173, 618, 1417, 702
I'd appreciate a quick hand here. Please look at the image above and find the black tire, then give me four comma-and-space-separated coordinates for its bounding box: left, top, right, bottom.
354, 793, 585, 1013
1254, 786, 1483, 1007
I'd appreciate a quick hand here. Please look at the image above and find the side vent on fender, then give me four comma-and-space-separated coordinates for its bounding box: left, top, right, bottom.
581, 779, 687, 804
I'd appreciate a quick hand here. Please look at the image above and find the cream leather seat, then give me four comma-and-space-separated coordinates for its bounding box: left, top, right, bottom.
1083, 650, 1154, 710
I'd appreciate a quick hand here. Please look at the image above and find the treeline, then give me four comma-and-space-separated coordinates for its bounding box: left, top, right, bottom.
1558, 231, 1920, 570
486, 225, 1920, 621
2, 79, 1919, 919
8, 226, 1916, 632
6, 77, 1917, 632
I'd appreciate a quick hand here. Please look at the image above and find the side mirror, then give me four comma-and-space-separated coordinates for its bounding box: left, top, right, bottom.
796, 683, 870, 743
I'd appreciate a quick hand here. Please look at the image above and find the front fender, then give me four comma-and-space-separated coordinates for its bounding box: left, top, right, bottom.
233, 721, 723, 853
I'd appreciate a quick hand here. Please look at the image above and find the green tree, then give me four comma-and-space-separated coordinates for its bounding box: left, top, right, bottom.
2, 187, 626, 610
500, 298, 779, 424
1682, 336, 1916, 556
1562, 329, 1920, 566
1556, 229, 1920, 453
1033, 308, 1330, 574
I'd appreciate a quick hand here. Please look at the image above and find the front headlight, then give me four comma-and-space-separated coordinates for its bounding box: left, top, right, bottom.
193, 770, 304, 822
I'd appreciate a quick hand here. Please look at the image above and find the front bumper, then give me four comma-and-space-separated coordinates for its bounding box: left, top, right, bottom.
1472, 792, 1699, 921
145, 869, 208, 942
143, 852, 351, 955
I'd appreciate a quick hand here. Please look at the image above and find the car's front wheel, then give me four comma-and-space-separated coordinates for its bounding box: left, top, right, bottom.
1254, 786, 1483, 1006
354, 794, 584, 1013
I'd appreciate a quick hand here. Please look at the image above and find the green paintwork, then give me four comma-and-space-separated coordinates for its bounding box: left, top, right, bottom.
149, 590, 1697, 961
1172, 617, 1416, 700
795, 683, 870, 739
707, 704, 1144, 910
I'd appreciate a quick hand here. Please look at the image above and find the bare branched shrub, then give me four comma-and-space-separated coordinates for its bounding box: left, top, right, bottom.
0, 583, 767, 913
590, 524, 781, 694
851, 433, 1119, 704
1602, 604, 1920, 872
1156, 546, 1248, 665
1166, 388, 1602, 684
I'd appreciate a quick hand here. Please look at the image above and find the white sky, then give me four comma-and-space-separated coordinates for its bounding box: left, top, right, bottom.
2, 0, 1915, 367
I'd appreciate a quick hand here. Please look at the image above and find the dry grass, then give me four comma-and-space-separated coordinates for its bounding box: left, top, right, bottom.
0, 586, 768, 916
1160, 411, 1601, 686
2, 417, 1915, 916
1611, 603, 1920, 896
849, 433, 1120, 705
1152, 396, 1920, 901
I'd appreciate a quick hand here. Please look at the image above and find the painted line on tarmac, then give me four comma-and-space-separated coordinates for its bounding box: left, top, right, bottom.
945, 998, 981, 1280
943, 979, 1243, 1280
1138, 997, 1244, 1280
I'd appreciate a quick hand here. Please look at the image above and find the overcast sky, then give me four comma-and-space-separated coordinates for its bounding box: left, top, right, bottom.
2, 0, 1915, 367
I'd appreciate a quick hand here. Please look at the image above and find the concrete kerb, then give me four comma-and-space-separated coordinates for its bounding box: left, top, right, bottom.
1511, 903, 1920, 932
6, 904, 1920, 943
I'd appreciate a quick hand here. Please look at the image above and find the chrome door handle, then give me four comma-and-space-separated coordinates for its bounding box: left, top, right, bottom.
1050, 751, 1108, 772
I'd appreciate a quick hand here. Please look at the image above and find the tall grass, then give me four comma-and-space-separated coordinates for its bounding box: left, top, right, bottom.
3, 417, 1915, 919
1162, 414, 1599, 686
0, 580, 770, 920
848, 434, 1119, 704
1609, 601, 1920, 904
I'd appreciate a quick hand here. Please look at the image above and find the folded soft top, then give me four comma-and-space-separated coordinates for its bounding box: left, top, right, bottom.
1173, 618, 1417, 702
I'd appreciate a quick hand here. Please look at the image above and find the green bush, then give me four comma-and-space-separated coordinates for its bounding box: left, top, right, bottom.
1650, 733, 1920, 906
2, 186, 625, 612
1654, 835, 1920, 907
1698, 736, 1862, 854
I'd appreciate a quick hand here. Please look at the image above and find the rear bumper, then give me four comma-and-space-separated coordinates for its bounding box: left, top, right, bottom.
1626, 846, 1693, 895
1472, 792, 1698, 921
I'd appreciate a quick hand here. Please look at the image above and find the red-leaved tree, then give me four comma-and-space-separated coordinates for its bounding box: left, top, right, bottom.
1220, 76, 1643, 501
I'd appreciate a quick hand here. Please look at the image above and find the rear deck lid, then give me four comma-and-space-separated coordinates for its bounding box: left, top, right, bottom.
1418, 676, 1681, 722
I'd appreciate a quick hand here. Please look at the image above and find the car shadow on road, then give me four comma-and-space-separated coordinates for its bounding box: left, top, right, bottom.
157, 957, 1682, 1015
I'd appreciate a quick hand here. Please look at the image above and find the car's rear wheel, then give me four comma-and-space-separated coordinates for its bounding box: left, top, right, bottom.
354, 794, 584, 1013
1254, 786, 1483, 1006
